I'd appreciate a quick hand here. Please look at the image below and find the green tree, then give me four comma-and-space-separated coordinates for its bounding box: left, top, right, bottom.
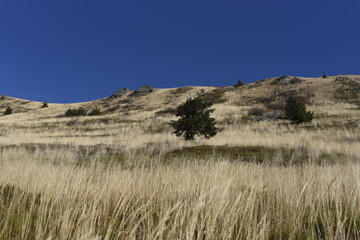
285, 96, 314, 124
4, 106, 12, 115
65, 107, 86, 117
233, 79, 245, 87
41, 101, 48, 108
322, 72, 328, 78
171, 96, 217, 141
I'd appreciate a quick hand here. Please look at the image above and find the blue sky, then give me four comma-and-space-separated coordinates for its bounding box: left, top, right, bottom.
1, 0, 359, 103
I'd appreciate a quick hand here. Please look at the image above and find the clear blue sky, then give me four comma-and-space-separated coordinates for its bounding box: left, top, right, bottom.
1, 0, 359, 103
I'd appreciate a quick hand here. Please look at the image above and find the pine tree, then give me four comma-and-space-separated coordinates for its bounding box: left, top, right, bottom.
233, 79, 245, 87
41, 102, 48, 108
4, 106, 12, 115
285, 96, 314, 124
171, 96, 217, 141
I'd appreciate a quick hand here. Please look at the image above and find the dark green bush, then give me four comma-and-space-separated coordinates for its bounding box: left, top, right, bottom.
233, 79, 245, 87
322, 72, 328, 78
285, 96, 314, 124
171, 96, 217, 141
65, 107, 86, 117
3, 106, 12, 115
88, 107, 101, 116
41, 102, 48, 108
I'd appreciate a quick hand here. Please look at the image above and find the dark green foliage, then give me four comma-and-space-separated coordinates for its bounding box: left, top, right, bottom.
233, 79, 245, 87
322, 72, 328, 78
285, 96, 314, 124
41, 102, 48, 108
0, 95, 5, 100
171, 96, 217, 141
65, 107, 86, 117
88, 107, 101, 116
4, 106, 12, 115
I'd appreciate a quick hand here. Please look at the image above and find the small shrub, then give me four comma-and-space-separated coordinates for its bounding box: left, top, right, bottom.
41, 102, 48, 108
233, 79, 245, 88
3, 106, 12, 115
248, 107, 265, 116
0, 95, 5, 100
285, 96, 314, 124
65, 107, 86, 117
322, 72, 328, 78
88, 107, 101, 116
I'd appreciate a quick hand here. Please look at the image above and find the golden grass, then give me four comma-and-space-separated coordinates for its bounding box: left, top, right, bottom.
0, 78, 360, 239
1, 147, 360, 239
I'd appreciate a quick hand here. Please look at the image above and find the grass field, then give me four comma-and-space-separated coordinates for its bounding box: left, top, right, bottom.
0, 93, 360, 239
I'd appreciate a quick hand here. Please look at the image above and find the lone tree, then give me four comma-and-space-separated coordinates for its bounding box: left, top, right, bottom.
233, 79, 245, 87
171, 95, 217, 141
41, 101, 48, 108
285, 96, 314, 124
4, 106, 12, 115
322, 72, 328, 78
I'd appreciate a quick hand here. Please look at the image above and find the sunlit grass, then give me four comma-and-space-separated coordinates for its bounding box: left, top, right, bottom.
0, 96, 360, 239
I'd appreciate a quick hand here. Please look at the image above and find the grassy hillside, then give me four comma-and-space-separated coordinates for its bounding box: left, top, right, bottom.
0, 75, 359, 239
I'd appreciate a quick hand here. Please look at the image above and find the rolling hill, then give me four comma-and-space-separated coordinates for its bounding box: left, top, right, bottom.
1, 74, 359, 119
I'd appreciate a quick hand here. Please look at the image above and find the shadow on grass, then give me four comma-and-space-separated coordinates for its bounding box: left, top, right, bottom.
164, 145, 347, 166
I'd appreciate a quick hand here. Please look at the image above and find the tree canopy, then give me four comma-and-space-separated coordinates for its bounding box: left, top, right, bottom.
171, 96, 217, 141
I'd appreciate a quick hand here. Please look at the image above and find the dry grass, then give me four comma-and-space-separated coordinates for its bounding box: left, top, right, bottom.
1, 147, 360, 239
0, 76, 360, 239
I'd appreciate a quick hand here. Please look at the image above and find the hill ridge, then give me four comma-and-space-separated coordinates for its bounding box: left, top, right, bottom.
1, 74, 359, 117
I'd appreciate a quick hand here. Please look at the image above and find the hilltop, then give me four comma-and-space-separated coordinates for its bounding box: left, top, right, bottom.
0, 74, 359, 156
1, 74, 359, 120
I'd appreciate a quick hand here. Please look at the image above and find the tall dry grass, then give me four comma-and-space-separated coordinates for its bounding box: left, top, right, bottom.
1, 147, 360, 239
0, 101, 359, 239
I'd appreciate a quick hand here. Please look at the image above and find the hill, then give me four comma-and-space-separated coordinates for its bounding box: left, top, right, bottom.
1, 75, 360, 239
1, 74, 360, 119
0, 74, 358, 158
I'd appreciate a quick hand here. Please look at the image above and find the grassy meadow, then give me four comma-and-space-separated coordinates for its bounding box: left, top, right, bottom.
0, 93, 360, 239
